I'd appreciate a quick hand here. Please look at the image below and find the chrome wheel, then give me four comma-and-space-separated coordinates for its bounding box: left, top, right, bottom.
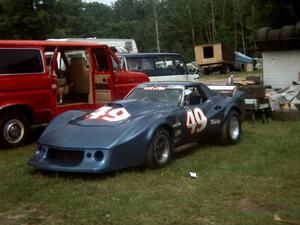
220, 111, 241, 145
229, 116, 240, 140
146, 128, 173, 168
0, 113, 29, 148
153, 135, 170, 164
4, 119, 25, 144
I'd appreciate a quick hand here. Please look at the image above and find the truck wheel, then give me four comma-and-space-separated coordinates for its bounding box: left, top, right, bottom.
222, 64, 230, 74
146, 128, 173, 169
0, 112, 29, 148
220, 111, 241, 145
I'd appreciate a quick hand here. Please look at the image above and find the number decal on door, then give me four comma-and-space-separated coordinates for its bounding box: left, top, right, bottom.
85, 106, 131, 122
186, 108, 207, 134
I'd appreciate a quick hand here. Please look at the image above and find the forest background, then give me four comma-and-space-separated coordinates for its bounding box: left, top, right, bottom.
0, 0, 299, 61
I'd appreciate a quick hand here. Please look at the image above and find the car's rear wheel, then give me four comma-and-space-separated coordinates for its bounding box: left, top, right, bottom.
146, 128, 173, 169
0, 112, 29, 148
220, 111, 241, 145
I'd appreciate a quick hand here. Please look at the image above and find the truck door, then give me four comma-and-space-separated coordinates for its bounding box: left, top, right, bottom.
108, 48, 149, 100
92, 46, 148, 103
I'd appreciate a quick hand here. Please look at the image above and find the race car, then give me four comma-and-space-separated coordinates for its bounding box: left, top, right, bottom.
28, 82, 245, 173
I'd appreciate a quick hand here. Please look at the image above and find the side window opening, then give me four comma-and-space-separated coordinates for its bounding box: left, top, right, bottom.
185, 86, 204, 106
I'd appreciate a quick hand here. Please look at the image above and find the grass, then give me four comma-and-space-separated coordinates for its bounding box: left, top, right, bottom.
0, 119, 300, 225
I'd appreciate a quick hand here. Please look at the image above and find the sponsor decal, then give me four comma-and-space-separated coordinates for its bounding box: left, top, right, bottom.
186, 108, 207, 134
144, 86, 166, 91
210, 119, 221, 125
85, 106, 131, 122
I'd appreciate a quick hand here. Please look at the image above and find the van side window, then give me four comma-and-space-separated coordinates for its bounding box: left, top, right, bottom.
93, 48, 109, 72
0, 48, 44, 75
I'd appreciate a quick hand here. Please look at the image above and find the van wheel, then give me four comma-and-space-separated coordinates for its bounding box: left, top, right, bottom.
0, 113, 29, 148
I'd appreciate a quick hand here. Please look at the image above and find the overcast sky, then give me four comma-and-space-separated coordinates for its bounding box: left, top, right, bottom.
82, 0, 116, 6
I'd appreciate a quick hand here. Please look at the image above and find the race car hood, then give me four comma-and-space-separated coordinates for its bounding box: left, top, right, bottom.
38, 100, 175, 149
73, 100, 169, 127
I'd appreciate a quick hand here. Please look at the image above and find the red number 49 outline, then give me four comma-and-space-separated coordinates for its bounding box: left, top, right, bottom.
85, 106, 131, 122
186, 108, 207, 134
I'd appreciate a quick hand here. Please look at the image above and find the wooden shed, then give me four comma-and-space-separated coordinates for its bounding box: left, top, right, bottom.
256, 22, 300, 89
194, 43, 235, 74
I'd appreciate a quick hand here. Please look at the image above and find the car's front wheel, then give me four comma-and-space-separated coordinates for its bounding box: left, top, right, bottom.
220, 111, 241, 145
0, 112, 29, 148
146, 128, 173, 169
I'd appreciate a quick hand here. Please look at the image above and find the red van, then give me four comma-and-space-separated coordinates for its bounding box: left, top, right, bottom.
0, 40, 149, 147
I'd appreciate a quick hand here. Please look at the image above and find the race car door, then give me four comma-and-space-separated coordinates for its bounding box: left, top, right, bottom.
183, 84, 223, 141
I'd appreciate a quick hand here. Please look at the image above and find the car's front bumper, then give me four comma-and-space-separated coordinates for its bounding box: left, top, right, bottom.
27, 146, 114, 173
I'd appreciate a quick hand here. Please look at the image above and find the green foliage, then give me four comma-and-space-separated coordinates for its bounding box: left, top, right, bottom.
0, 0, 299, 59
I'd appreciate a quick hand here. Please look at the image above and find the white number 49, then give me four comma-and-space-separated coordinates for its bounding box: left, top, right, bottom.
186, 108, 207, 134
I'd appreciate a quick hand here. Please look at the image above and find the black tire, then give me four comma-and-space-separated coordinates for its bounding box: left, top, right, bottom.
281, 25, 295, 39
0, 112, 29, 148
220, 111, 241, 145
146, 128, 173, 169
295, 22, 300, 36
267, 29, 281, 40
256, 27, 270, 41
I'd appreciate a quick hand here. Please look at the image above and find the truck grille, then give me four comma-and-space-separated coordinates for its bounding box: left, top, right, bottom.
46, 148, 84, 166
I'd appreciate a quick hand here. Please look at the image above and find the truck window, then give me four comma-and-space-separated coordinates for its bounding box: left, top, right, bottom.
0, 48, 44, 75
152, 55, 186, 75
93, 48, 109, 72
127, 57, 153, 71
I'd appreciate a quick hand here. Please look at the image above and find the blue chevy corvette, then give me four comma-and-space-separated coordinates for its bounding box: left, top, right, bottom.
28, 82, 245, 173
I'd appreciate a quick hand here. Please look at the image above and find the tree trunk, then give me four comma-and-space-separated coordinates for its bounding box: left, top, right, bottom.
187, 0, 195, 47
210, 0, 216, 42
153, 0, 160, 52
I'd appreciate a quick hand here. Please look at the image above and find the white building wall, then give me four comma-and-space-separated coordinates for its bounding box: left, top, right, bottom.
263, 50, 300, 89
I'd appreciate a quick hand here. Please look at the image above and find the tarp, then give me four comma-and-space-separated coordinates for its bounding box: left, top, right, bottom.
234, 52, 254, 64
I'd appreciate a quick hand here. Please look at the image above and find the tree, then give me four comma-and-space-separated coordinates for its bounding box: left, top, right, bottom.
0, 0, 57, 39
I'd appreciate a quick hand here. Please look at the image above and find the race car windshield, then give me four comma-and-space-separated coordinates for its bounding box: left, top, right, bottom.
125, 87, 183, 106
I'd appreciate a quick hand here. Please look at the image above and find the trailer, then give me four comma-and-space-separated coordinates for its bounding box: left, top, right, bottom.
194, 43, 235, 74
